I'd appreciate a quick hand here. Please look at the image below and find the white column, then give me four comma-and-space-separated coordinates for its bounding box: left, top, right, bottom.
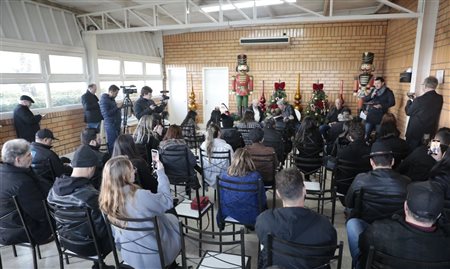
82, 32, 99, 88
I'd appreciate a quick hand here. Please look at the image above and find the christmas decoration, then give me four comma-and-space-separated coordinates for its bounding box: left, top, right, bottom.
266, 81, 287, 116
304, 82, 329, 124
354, 52, 375, 110
259, 80, 267, 112
294, 74, 303, 111
231, 54, 253, 117
339, 80, 345, 105
188, 75, 197, 111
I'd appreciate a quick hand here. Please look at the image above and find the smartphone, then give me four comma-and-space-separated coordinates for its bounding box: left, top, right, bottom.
430, 140, 440, 155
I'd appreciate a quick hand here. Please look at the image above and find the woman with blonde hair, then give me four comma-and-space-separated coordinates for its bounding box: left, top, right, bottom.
217, 148, 266, 228
133, 114, 162, 161
200, 123, 234, 188
99, 155, 180, 269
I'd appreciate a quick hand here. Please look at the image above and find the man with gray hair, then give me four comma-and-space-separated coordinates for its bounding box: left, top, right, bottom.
405, 76, 443, 150
255, 167, 337, 268
0, 139, 52, 245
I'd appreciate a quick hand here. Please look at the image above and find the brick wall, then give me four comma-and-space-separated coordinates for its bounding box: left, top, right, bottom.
163, 21, 388, 123
0, 108, 85, 156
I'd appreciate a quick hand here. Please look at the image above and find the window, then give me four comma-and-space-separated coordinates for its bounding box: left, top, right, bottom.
145, 63, 161, 75
99, 81, 124, 99
98, 59, 120, 75
124, 61, 143, 75
0, 83, 47, 112
0, 51, 41, 73
124, 81, 145, 94
49, 82, 86, 107
49, 55, 83, 74
146, 80, 164, 95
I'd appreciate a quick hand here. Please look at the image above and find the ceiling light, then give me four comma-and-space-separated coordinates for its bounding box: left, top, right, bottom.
201, 0, 296, 13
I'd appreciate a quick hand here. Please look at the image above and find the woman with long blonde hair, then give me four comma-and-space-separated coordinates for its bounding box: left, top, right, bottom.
217, 148, 266, 228
200, 123, 233, 188
133, 114, 162, 161
99, 156, 180, 269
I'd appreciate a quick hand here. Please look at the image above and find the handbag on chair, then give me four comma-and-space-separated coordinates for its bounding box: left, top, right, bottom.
190, 196, 209, 210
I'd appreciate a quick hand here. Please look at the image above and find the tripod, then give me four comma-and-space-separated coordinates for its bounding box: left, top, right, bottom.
121, 93, 133, 134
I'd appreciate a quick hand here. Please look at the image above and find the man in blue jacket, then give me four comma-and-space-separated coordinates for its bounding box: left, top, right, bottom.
99, 85, 122, 154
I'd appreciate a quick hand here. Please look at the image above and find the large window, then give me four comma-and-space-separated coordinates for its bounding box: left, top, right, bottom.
146, 63, 161, 75
49, 55, 83, 74
0, 51, 41, 73
124, 61, 143, 75
98, 59, 120, 75
49, 82, 86, 107
0, 83, 47, 112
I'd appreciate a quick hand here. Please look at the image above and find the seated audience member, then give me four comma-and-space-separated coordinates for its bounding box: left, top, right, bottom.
206, 107, 221, 128
159, 125, 201, 190
133, 114, 162, 161
99, 156, 181, 269
220, 114, 245, 150
428, 136, 450, 205
346, 142, 411, 267
320, 98, 344, 137
358, 181, 450, 269
245, 128, 279, 186
200, 124, 234, 189
256, 167, 337, 269
375, 113, 409, 168
277, 99, 300, 138
47, 145, 114, 269
294, 116, 323, 156
80, 128, 110, 189
397, 127, 450, 182
0, 139, 52, 245
180, 110, 200, 148
31, 128, 72, 182
325, 107, 352, 155
263, 117, 287, 164
334, 121, 371, 198
218, 149, 266, 228
236, 110, 261, 145
112, 134, 158, 193
248, 99, 264, 123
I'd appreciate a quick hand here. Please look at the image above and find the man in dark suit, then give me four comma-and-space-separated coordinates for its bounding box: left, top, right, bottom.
405, 76, 443, 150
81, 83, 103, 131
13, 95, 43, 142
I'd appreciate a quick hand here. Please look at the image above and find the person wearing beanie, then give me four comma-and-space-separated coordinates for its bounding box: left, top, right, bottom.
13, 95, 43, 142
47, 145, 114, 269
358, 181, 450, 268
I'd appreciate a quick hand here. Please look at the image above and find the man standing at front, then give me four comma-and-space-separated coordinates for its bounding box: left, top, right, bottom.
99, 85, 122, 154
362, 77, 395, 139
13, 95, 42, 142
81, 83, 103, 131
405, 76, 443, 150
256, 167, 337, 268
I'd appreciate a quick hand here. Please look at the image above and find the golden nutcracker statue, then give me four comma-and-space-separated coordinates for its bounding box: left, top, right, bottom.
231, 54, 253, 117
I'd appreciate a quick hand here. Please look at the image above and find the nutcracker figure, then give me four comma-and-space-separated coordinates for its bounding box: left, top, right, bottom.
231, 54, 253, 117
355, 52, 375, 110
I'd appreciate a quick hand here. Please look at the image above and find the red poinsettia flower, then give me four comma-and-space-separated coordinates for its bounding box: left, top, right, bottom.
313, 83, 323, 91
315, 101, 324, 109
274, 82, 286, 91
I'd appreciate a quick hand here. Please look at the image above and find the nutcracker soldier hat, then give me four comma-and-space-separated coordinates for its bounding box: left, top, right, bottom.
236, 54, 249, 72
361, 52, 374, 64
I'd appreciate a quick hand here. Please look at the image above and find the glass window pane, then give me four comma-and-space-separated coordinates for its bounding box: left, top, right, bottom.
99, 81, 124, 100
0, 83, 47, 112
146, 80, 163, 95
145, 63, 161, 75
0, 51, 41, 73
49, 55, 83, 74
49, 82, 86, 107
98, 59, 120, 75
124, 61, 143, 75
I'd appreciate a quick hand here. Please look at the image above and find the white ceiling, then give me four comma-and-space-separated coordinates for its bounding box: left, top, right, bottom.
35, 0, 419, 34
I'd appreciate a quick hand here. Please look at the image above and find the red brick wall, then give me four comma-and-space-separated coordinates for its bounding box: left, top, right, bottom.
163, 21, 388, 123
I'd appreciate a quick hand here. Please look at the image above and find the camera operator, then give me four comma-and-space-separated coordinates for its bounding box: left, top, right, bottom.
99, 85, 122, 154
134, 86, 167, 120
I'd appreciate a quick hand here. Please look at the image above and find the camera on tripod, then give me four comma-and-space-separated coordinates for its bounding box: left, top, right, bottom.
160, 90, 170, 101
120, 85, 137, 95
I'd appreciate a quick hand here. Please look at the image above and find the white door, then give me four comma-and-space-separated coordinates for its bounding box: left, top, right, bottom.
202, 67, 229, 129
167, 67, 187, 125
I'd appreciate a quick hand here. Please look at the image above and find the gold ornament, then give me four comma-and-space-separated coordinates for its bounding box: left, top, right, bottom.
294, 73, 303, 111
188, 74, 197, 111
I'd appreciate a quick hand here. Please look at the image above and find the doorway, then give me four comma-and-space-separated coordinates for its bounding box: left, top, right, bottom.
166, 67, 187, 125
202, 67, 229, 129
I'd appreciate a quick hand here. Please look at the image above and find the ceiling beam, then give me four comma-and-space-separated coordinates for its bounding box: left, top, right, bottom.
376, 0, 415, 13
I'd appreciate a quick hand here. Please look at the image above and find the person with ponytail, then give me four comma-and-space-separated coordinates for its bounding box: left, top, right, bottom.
99, 156, 180, 269
200, 123, 234, 188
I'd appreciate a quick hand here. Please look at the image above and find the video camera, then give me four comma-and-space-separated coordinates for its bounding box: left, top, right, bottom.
160, 90, 170, 101
120, 85, 137, 95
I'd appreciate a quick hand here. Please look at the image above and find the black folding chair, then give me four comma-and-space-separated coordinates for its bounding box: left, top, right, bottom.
182, 125, 204, 156
236, 126, 253, 146
199, 148, 232, 199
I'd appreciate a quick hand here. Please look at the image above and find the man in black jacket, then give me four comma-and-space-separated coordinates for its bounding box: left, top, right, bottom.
405, 76, 443, 150
358, 181, 450, 269
133, 86, 167, 120
0, 139, 52, 245
81, 84, 103, 131
47, 145, 114, 269
31, 128, 72, 183
256, 168, 337, 268
346, 141, 410, 268
13, 95, 42, 142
